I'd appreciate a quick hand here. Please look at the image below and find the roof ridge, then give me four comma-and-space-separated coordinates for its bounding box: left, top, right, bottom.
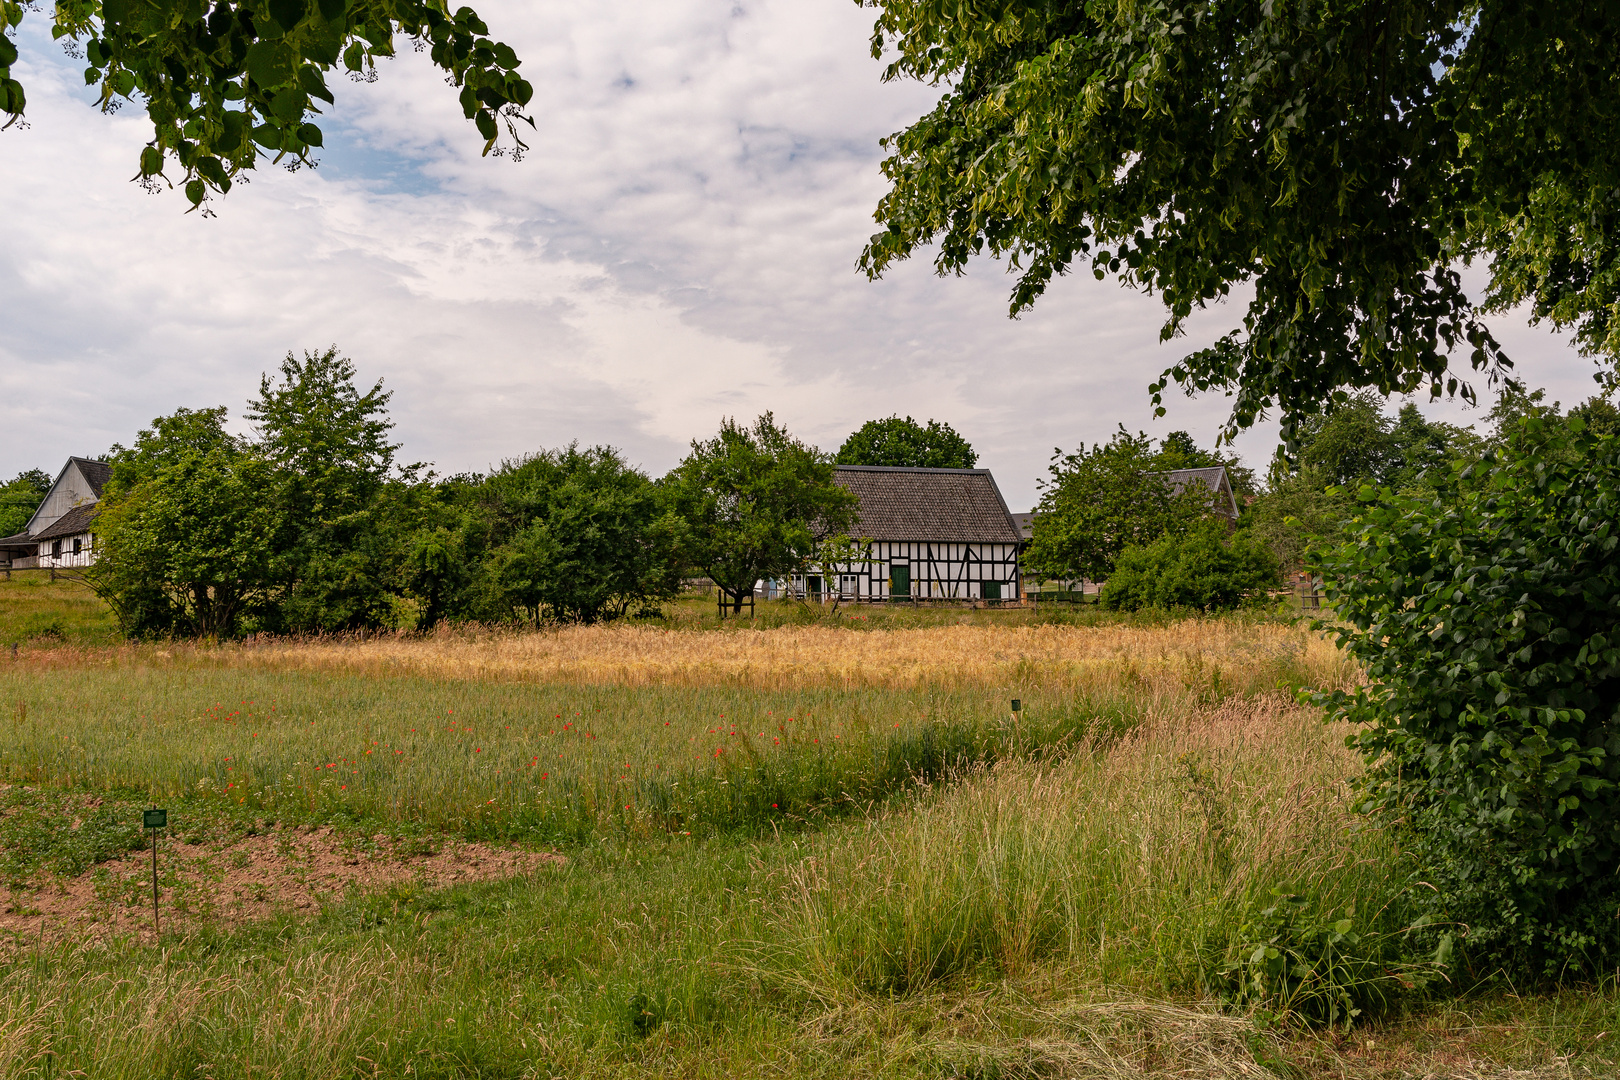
833, 464, 989, 474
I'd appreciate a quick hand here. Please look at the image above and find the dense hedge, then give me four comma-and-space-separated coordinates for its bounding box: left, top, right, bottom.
1099, 521, 1279, 612
1316, 417, 1620, 978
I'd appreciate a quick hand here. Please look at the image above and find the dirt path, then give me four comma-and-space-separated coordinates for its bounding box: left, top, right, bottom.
0, 827, 563, 947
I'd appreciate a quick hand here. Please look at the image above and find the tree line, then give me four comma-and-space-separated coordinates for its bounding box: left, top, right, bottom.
7, 351, 989, 638
1019, 386, 1620, 611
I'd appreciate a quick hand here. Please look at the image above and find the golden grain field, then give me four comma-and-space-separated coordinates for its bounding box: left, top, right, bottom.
55, 618, 1356, 693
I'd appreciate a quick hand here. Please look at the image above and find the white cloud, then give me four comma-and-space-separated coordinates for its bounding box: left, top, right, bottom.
0, 2, 1598, 509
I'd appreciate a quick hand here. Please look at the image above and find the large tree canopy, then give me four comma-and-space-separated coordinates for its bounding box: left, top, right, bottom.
857, 1, 1620, 437
836, 415, 978, 469
2, 0, 531, 209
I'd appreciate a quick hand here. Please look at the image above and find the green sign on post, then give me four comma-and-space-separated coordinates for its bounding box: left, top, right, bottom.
145, 808, 167, 936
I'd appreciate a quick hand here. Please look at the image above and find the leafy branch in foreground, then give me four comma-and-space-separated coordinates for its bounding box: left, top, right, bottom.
1, 0, 532, 209
858, 1, 1620, 438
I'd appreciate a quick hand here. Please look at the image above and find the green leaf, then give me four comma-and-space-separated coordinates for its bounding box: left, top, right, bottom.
246, 41, 296, 88
267, 0, 308, 35
184, 179, 205, 206
217, 110, 248, 153
271, 89, 307, 123
298, 66, 335, 105
296, 122, 323, 148
196, 156, 228, 188
139, 146, 163, 175
474, 108, 497, 141
317, 0, 347, 22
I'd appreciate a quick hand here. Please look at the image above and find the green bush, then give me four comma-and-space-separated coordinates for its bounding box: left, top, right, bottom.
1315, 417, 1620, 978
1099, 521, 1279, 611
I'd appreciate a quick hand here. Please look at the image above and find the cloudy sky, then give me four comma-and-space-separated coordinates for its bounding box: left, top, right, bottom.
0, 2, 1603, 510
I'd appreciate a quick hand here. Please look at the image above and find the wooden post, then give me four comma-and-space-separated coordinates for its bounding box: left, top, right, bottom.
151, 827, 160, 936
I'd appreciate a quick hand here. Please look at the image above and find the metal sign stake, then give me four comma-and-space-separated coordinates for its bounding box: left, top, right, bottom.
144, 808, 167, 937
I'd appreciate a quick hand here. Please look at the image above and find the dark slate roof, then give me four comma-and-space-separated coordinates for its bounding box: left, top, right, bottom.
0, 532, 33, 552
1012, 511, 1035, 540
32, 504, 99, 541
834, 466, 1021, 543
1157, 466, 1239, 518
73, 457, 112, 498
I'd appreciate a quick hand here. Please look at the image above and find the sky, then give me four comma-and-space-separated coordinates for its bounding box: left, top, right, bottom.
0, 1, 1605, 511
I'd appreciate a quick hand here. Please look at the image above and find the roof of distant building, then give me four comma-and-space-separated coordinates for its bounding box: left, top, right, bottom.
1157, 466, 1240, 519
31, 504, 100, 542
834, 465, 1021, 544
72, 457, 112, 498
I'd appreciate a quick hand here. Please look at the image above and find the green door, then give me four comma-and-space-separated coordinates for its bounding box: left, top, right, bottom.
889, 564, 910, 600
982, 581, 1001, 601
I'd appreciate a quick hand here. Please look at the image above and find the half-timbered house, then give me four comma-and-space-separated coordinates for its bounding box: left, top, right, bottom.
0, 457, 112, 570
780, 465, 1022, 602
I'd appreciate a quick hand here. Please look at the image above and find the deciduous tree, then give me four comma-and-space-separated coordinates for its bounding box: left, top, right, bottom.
1023, 427, 1215, 584
477, 445, 681, 624
247, 346, 402, 631
857, 1, 1620, 437
836, 415, 977, 469
1316, 417, 1620, 975
0, 469, 51, 538
90, 437, 281, 637
666, 413, 858, 613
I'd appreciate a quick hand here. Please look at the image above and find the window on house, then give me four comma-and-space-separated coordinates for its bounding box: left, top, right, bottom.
51, 540, 61, 559
72, 538, 82, 555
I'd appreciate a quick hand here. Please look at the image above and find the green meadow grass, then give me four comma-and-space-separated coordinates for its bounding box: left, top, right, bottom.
0, 570, 119, 648
2, 617, 1614, 1078
3, 702, 1614, 1078
0, 665, 1154, 846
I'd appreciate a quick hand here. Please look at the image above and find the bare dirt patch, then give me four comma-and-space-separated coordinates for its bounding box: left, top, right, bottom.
0, 826, 563, 947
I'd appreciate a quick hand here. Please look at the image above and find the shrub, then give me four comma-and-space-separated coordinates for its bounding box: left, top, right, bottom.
1100, 521, 1279, 611
1315, 417, 1620, 978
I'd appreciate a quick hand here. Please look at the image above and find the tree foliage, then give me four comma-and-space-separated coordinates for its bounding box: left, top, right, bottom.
0, 468, 51, 538
857, 1, 1620, 436
836, 415, 978, 469
248, 347, 403, 631
1099, 519, 1278, 612
475, 445, 681, 624
1024, 427, 1218, 583
1315, 418, 1620, 976
91, 412, 281, 637
2, 0, 532, 209
666, 413, 859, 612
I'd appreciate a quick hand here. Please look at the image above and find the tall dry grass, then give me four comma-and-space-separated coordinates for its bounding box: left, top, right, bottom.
13, 618, 1355, 692
771, 693, 1395, 1003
